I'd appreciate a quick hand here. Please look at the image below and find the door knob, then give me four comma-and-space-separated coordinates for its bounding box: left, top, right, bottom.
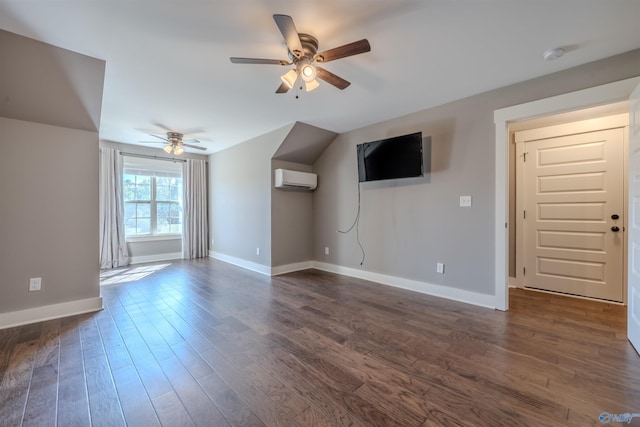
612, 214, 619, 220
611, 226, 620, 232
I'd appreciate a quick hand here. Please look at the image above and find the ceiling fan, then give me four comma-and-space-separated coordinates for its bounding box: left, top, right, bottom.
140, 129, 207, 155
230, 14, 371, 93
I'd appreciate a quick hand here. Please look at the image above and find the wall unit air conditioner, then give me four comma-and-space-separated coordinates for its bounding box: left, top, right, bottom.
274, 168, 317, 191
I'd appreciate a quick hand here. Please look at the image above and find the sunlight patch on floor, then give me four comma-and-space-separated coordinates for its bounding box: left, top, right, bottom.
100, 263, 170, 285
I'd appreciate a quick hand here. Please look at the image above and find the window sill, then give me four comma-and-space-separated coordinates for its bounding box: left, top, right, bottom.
126, 234, 182, 243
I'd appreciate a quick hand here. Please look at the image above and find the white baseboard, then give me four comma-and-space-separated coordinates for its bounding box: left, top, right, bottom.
208, 251, 497, 309
130, 252, 182, 265
311, 261, 497, 309
0, 297, 103, 330
271, 261, 313, 276
209, 251, 272, 276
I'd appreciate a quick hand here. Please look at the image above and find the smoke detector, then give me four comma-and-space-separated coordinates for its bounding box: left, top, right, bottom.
542, 47, 565, 61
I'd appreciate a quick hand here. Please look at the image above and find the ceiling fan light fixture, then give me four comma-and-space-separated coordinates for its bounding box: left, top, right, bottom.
281, 69, 298, 88
301, 64, 317, 82
174, 145, 185, 155
163, 145, 173, 154
305, 78, 320, 92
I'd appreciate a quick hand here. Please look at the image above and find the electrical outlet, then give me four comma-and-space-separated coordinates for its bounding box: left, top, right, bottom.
460, 196, 472, 207
29, 277, 42, 292
256, 247, 260, 256
325, 247, 329, 255
436, 263, 445, 274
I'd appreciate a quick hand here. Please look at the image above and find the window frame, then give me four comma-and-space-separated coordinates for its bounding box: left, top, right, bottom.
123, 158, 183, 241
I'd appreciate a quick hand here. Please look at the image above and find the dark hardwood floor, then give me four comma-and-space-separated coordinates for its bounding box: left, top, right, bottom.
1, 258, 639, 426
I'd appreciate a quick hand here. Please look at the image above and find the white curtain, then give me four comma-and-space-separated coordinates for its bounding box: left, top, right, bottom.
182, 159, 208, 259
99, 148, 130, 269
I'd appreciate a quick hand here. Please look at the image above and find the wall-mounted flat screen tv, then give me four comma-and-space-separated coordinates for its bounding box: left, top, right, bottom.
357, 132, 423, 182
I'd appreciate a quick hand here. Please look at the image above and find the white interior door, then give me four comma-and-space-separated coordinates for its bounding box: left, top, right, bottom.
628, 83, 640, 354
517, 117, 626, 302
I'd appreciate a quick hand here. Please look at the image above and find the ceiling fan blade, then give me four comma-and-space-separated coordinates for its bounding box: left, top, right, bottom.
183, 138, 201, 144
153, 123, 173, 132
182, 143, 207, 150
139, 141, 167, 144
230, 57, 290, 65
149, 133, 170, 143
275, 81, 291, 94
315, 39, 371, 63
273, 14, 303, 58
316, 67, 351, 90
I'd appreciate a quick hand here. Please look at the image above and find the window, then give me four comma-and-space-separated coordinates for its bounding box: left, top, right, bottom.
123, 158, 183, 238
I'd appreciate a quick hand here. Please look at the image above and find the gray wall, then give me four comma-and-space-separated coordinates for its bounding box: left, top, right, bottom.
1, 118, 100, 312
312, 49, 640, 296
100, 140, 208, 261
209, 124, 293, 266
0, 30, 104, 316
271, 160, 314, 267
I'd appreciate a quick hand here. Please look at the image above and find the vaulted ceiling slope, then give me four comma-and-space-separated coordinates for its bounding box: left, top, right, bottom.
1, 1, 639, 154
272, 122, 337, 165
0, 29, 105, 132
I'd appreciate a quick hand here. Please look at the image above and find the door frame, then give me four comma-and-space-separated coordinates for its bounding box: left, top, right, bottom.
494, 76, 640, 311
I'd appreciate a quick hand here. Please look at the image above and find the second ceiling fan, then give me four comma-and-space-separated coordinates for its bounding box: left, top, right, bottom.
230, 14, 371, 94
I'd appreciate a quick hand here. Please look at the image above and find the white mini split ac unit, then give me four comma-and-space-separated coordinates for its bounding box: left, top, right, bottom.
274, 168, 317, 191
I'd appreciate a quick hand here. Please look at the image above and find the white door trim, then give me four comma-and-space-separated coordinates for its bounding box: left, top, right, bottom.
627, 82, 640, 353
494, 76, 640, 311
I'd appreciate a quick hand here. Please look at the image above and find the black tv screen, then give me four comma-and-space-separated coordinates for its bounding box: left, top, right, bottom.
357, 132, 423, 182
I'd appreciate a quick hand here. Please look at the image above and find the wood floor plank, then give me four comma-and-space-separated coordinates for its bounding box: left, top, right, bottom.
241, 341, 364, 426
112, 365, 160, 426
157, 304, 217, 352
290, 326, 433, 397
293, 406, 335, 426
0, 341, 38, 427
79, 314, 126, 426
198, 371, 267, 427
131, 319, 175, 362
117, 324, 173, 399
263, 331, 364, 393
199, 347, 297, 427
241, 361, 310, 419
22, 320, 61, 427
241, 338, 390, 427
353, 381, 426, 426
170, 340, 215, 379
0, 327, 21, 383
94, 305, 133, 371
57, 317, 91, 427
152, 391, 196, 427
158, 356, 230, 426
101, 291, 137, 332
83, 353, 125, 427
22, 365, 58, 427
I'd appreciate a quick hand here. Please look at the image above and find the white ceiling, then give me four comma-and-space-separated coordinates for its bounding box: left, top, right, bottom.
1, 1, 639, 154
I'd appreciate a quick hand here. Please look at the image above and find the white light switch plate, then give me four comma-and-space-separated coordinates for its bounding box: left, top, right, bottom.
460, 196, 472, 207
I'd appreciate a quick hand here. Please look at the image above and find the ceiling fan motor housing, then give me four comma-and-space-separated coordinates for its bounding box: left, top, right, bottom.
288, 33, 319, 63
167, 132, 183, 143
